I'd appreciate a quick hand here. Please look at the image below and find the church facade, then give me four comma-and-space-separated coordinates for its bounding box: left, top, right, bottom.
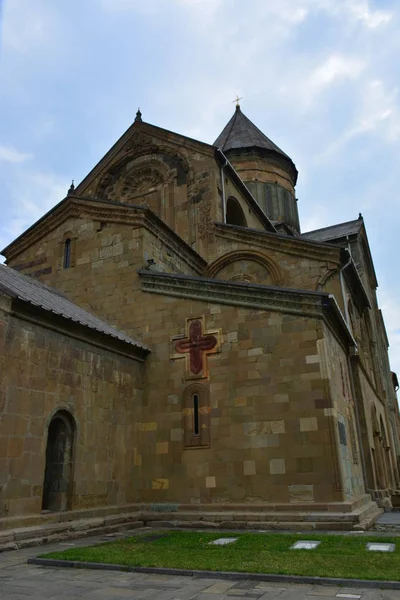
0, 105, 399, 534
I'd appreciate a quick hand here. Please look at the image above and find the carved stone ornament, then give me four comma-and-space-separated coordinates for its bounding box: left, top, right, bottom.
124, 132, 153, 153
171, 316, 222, 380
121, 166, 165, 197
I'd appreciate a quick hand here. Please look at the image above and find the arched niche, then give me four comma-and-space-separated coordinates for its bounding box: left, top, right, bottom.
206, 250, 283, 286
226, 196, 247, 227
42, 410, 76, 512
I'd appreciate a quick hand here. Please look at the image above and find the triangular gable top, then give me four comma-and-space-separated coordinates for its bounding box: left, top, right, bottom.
302, 216, 378, 288
75, 117, 216, 197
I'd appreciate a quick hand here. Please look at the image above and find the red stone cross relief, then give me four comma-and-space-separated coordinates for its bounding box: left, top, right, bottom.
172, 318, 220, 379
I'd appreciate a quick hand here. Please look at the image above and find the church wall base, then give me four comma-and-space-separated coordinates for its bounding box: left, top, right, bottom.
0, 495, 382, 552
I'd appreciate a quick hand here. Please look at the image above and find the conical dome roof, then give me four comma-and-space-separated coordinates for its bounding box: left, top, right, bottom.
214, 106, 290, 159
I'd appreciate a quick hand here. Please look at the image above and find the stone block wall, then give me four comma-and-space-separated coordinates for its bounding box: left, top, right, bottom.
318, 324, 365, 501
0, 303, 144, 519
128, 291, 348, 505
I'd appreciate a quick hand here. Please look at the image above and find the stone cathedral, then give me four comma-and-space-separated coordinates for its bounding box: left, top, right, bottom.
0, 103, 399, 541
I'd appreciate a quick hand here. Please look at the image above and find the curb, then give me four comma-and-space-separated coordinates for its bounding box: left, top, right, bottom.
27, 557, 400, 590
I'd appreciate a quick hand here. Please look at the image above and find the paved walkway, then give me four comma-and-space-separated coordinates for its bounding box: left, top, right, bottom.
1, 533, 400, 600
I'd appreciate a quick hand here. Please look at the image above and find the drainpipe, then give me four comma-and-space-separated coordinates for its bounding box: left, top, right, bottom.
340, 247, 369, 494
220, 160, 227, 224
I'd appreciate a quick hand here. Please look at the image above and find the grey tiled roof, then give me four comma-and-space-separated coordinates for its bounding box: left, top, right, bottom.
0, 264, 148, 351
214, 106, 290, 158
301, 218, 363, 243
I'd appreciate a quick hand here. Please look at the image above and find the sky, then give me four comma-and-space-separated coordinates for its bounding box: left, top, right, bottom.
0, 0, 399, 377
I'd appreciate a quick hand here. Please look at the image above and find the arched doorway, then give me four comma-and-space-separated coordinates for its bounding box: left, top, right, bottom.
226, 197, 247, 227
42, 411, 75, 512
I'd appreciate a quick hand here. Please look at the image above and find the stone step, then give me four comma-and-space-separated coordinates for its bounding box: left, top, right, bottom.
0, 515, 144, 553
0, 497, 382, 553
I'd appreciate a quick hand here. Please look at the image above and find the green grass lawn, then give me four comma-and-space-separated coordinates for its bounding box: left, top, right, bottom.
40, 531, 400, 581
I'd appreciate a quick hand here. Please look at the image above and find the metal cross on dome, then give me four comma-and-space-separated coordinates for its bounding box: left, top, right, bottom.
171, 317, 221, 379
233, 95, 243, 108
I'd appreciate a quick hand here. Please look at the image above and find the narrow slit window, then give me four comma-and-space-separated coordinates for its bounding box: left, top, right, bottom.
183, 384, 210, 448
64, 238, 71, 269
193, 394, 199, 436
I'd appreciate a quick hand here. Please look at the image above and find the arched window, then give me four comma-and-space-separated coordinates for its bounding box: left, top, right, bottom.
226, 197, 247, 227
182, 384, 210, 448
42, 410, 76, 512
193, 393, 200, 436
63, 238, 72, 269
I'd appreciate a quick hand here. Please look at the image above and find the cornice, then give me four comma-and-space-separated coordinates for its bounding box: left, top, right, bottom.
139, 270, 354, 348
215, 222, 341, 264
2, 196, 206, 275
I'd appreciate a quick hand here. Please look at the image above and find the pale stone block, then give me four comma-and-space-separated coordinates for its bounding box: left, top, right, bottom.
273, 393, 289, 403
139, 422, 158, 431
234, 396, 247, 407
243, 422, 259, 436
210, 305, 221, 314
206, 476, 216, 488
170, 428, 182, 442
227, 331, 238, 342
324, 408, 338, 417
112, 242, 124, 256
270, 458, 285, 475
156, 442, 169, 455
243, 460, 256, 475
117, 260, 129, 269
306, 354, 320, 364
300, 417, 318, 432
152, 478, 169, 490
248, 347, 263, 356
289, 484, 314, 502
168, 395, 179, 404
270, 420, 285, 434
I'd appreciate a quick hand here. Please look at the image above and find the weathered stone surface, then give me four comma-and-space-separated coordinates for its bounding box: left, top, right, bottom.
0, 107, 397, 535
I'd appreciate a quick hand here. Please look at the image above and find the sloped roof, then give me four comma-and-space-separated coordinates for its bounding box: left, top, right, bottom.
302, 218, 363, 243
0, 264, 148, 351
214, 106, 291, 158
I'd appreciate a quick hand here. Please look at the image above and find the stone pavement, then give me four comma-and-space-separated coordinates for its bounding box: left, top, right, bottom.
1, 532, 400, 600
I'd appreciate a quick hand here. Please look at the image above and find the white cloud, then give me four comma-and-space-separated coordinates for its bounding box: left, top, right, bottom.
1, 0, 59, 55
0, 145, 32, 163
310, 55, 365, 88
348, 0, 392, 28
100, 0, 163, 13
0, 170, 68, 257
319, 80, 400, 158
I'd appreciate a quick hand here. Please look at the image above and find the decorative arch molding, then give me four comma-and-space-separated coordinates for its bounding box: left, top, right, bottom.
95, 147, 191, 202
121, 158, 171, 199
44, 406, 79, 436
206, 250, 284, 286
316, 265, 338, 291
